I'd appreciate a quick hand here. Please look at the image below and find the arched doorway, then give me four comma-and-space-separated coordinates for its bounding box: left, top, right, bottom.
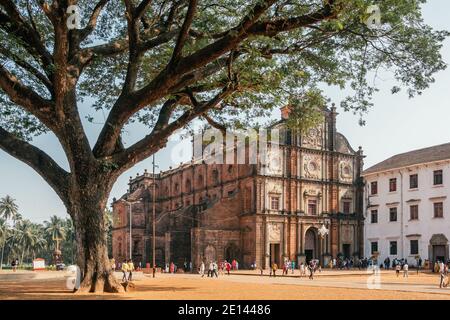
304, 228, 318, 263
225, 243, 239, 262
429, 234, 449, 264
204, 245, 216, 263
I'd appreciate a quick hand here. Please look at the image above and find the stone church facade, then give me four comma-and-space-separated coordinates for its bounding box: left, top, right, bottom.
112, 105, 365, 269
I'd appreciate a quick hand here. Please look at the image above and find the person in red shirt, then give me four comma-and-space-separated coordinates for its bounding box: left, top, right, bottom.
225, 261, 231, 275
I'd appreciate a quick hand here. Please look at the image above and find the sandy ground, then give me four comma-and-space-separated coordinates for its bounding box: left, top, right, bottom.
0, 270, 449, 300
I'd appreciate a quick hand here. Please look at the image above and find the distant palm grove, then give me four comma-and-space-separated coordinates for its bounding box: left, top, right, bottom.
0, 195, 113, 269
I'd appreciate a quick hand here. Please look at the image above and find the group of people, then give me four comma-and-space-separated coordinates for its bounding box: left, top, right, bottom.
269, 259, 320, 279
197, 259, 240, 277
119, 259, 135, 282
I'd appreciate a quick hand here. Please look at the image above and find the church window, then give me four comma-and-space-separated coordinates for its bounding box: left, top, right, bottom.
185, 179, 192, 193
389, 207, 397, 222
371, 241, 378, 254
244, 188, 251, 212
270, 196, 280, 210
410, 240, 419, 255
371, 210, 378, 223
343, 201, 351, 214
434, 202, 444, 218
307, 199, 317, 215
370, 181, 378, 195
409, 174, 418, 189
212, 169, 219, 184
434, 170, 443, 185
389, 178, 397, 192
410, 205, 419, 220
390, 241, 397, 255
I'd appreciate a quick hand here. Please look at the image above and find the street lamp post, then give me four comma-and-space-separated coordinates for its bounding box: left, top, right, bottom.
120, 198, 141, 261
128, 203, 132, 260
318, 223, 329, 266
152, 154, 159, 278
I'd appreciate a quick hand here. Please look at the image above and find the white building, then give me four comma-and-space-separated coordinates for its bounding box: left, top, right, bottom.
362, 143, 450, 267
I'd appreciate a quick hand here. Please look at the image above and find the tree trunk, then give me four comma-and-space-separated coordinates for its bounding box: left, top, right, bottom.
0, 241, 5, 270
69, 183, 124, 294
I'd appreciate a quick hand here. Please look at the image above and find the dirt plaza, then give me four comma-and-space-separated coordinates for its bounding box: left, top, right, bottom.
0, 269, 450, 300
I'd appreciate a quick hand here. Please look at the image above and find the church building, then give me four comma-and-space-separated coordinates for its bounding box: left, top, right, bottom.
112, 105, 365, 270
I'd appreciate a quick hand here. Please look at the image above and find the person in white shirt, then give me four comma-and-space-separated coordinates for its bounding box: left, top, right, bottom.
199, 261, 205, 277
403, 263, 409, 278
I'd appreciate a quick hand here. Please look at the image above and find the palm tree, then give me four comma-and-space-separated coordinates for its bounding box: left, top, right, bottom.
0, 218, 9, 269
29, 225, 47, 260
44, 215, 66, 252
0, 196, 19, 224
16, 220, 38, 264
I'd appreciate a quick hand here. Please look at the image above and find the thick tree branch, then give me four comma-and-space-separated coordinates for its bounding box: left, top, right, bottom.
203, 113, 226, 137
169, 0, 198, 66
94, 1, 336, 160
0, 4, 53, 75
0, 65, 56, 129
135, 0, 153, 20
0, 126, 70, 203
78, 0, 110, 42
0, 46, 53, 92
113, 83, 237, 170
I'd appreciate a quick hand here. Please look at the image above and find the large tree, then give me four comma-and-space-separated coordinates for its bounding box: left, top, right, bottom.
0, 0, 447, 292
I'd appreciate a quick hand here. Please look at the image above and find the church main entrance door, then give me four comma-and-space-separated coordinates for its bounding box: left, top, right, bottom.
433, 245, 446, 263
304, 228, 317, 263
270, 244, 280, 266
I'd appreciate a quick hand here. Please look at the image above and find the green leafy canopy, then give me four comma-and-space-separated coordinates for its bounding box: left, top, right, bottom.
0, 0, 447, 153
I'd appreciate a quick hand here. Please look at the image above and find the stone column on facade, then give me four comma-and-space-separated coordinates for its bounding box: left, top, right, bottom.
164, 232, 171, 265
256, 180, 262, 213
283, 219, 288, 258
264, 217, 270, 269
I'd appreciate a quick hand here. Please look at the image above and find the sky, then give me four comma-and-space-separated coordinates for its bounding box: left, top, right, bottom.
1, 1, 450, 223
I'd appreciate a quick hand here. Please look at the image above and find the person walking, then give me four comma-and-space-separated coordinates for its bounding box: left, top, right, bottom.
11, 259, 17, 272
110, 258, 116, 272
308, 262, 314, 280
128, 259, 135, 281
199, 261, 205, 277
403, 262, 409, 278
208, 261, 214, 277
121, 260, 129, 282
271, 262, 278, 277
299, 262, 305, 278
225, 261, 231, 275
213, 261, 219, 278
439, 262, 448, 288
395, 263, 401, 277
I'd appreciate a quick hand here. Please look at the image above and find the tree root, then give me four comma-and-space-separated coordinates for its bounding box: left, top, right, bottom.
75, 272, 125, 294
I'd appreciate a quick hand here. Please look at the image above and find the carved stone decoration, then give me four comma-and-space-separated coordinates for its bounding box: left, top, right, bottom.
268, 223, 281, 242
303, 189, 322, 198
303, 155, 321, 179
339, 161, 353, 182
266, 149, 282, 175
302, 127, 323, 149
430, 234, 448, 245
